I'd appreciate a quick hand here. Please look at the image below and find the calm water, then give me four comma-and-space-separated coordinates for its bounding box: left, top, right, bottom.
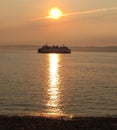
0, 50, 117, 117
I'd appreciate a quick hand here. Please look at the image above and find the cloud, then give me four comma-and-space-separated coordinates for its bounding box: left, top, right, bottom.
30, 7, 117, 22
63, 7, 117, 16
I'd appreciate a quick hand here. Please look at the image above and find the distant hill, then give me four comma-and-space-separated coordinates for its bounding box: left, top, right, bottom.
71, 46, 117, 52
0, 45, 39, 51
0, 45, 117, 52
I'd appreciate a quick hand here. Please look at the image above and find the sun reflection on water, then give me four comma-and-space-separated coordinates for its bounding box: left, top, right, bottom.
46, 54, 62, 115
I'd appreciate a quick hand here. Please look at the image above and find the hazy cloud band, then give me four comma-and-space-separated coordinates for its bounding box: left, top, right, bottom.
62, 7, 117, 16
31, 7, 117, 21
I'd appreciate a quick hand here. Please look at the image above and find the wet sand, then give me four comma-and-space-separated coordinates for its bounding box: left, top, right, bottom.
0, 115, 117, 130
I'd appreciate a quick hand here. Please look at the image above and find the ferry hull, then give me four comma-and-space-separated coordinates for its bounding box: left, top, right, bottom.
38, 49, 71, 54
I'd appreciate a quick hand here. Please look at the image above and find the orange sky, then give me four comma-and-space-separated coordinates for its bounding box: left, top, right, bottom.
0, 0, 117, 46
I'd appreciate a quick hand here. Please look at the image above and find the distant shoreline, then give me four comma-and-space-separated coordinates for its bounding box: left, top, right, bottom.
0, 45, 117, 52
0, 115, 117, 130
72, 46, 117, 52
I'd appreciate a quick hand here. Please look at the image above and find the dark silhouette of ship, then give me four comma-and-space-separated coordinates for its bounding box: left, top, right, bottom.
38, 45, 71, 54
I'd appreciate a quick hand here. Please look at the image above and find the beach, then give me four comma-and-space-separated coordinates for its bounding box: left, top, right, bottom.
0, 115, 117, 130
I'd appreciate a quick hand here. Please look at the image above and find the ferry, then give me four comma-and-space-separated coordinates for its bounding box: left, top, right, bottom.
38, 45, 71, 54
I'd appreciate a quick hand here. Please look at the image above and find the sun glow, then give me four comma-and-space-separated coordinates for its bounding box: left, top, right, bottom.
49, 8, 62, 19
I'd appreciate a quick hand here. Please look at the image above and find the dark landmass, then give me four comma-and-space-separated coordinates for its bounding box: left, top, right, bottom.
0, 45, 117, 52
71, 46, 117, 52
0, 45, 39, 51
0, 115, 117, 130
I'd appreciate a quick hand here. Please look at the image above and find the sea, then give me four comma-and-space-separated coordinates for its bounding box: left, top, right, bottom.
0, 47, 117, 117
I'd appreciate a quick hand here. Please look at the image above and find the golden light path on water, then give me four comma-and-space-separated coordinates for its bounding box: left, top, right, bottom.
46, 54, 62, 115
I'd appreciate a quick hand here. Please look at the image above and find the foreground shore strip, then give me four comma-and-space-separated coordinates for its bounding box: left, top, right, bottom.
0, 115, 117, 130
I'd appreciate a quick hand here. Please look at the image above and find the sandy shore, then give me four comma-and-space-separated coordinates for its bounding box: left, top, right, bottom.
0, 115, 117, 130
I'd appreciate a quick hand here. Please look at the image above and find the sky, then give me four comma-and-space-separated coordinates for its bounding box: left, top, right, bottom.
0, 0, 117, 46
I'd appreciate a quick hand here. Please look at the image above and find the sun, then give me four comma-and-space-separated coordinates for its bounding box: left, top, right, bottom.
49, 8, 62, 19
